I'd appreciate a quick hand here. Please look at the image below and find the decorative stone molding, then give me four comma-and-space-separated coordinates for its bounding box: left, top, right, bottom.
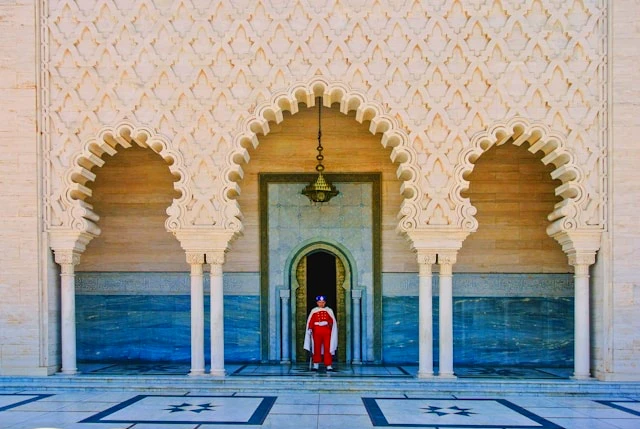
228, 78, 421, 233
552, 230, 601, 266
59, 122, 191, 236
174, 230, 236, 254
408, 230, 470, 254
457, 118, 595, 235
437, 251, 458, 268
186, 252, 205, 265
206, 251, 227, 268
49, 230, 94, 261
39, 1, 607, 244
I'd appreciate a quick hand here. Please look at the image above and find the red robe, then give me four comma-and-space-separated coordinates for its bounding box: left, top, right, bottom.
303, 306, 338, 365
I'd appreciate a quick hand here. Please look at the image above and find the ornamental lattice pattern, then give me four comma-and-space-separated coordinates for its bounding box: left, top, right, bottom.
41, 0, 606, 236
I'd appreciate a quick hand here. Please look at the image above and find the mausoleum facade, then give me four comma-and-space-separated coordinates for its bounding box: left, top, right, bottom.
1, 0, 638, 381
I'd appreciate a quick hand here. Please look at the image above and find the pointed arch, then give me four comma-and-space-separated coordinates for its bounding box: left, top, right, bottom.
454, 117, 587, 236
224, 77, 422, 233
63, 120, 189, 236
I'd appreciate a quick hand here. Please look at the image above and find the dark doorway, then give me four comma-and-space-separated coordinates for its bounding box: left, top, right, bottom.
306, 251, 337, 319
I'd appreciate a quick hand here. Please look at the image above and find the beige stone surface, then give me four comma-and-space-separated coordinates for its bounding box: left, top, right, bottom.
0, 0, 638, 379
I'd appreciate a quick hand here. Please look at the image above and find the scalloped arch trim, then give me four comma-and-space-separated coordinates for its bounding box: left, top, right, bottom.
65, 121, 189, 235
454, 117, 587, 235
226, 78, 422, 231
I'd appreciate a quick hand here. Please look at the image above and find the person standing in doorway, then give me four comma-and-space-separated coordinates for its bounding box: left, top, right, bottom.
304, 295, 338, 371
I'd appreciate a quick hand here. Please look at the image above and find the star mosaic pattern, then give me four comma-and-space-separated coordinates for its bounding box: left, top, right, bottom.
81, 394, 276, 425
362, 397, 563, 428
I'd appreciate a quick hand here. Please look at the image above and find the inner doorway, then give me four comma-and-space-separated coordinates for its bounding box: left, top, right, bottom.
295, 249, 347, 363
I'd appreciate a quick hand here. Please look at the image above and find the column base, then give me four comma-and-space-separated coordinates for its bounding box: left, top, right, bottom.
280, 360, 291, 364
417, 371, 434, 378
437, 372, 457, 379
210, 369, 226, 377
189, 369, 206, 376
571, 373, 592, 380
351, 360, 362, 365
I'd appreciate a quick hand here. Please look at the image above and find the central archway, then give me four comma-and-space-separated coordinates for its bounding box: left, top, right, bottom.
294, 250, 347, 363
288, 241, 357, 364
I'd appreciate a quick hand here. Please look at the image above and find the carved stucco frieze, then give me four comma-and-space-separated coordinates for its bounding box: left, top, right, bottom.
40, 0, 607, 243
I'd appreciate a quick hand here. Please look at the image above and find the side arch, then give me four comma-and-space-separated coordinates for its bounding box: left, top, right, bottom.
224, 77, 422, 233
454, 117, 588, 236
62, 121, 190, 237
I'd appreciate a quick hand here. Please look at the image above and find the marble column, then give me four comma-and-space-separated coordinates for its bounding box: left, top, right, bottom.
55, 250, 81, 375
208, 253, 226, 377
570, 253, 595, 379
438, 253, 456, 378
351, 289, 362, 364
280, 289, 291, 363
188, 252, 205, 376
417, 252, 436, 378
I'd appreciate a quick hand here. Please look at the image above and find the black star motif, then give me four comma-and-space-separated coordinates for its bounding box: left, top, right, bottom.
421, 405, 476, 417
165, 402, 218, 413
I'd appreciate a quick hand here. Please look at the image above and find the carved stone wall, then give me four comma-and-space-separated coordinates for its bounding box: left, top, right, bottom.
41, 0, 607, 240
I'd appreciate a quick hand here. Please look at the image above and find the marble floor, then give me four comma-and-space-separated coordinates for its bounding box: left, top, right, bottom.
77, 362, 573, 379
0, 389, 639, 429
2, 364, 636, 428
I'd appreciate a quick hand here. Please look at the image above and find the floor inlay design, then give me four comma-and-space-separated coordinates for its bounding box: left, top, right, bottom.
0, 394, 54, 412
362, 397, 563, 428
81, 394, 276, 425
595, 399, 640, 417
455, 366, 569, 379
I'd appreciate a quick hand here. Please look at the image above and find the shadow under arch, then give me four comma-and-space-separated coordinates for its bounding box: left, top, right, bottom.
226, 77, 421, 237
455, 118, 589, 236
286, 239, 359, 364
62, 121, 189, 239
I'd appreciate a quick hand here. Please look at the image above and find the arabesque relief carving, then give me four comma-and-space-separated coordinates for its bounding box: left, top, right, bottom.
41, 0, 606, 245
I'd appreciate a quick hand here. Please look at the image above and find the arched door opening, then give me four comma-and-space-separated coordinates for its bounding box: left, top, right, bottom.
295, 249, 348, 364
306, 251, 337, 317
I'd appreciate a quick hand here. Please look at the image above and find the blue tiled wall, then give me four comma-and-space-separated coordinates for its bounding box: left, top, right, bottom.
76, 272, 574, 366
76, 295, 260, 363
382, 296, 573, 366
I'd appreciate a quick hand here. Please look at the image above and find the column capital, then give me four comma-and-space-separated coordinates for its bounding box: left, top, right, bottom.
407, 229, 470, 253
53, 249, 82, 266
568, 252, 596, 268
49, 230, 94, 258
206, 251, 226, 266
416, 251, 437, 266
174, 229, 236, 254
186, 252, 205, 265
551, 230, 601, 266
437, 251, 458, 266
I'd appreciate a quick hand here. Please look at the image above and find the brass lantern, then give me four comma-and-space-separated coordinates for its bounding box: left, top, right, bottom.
301, 97, 339, 203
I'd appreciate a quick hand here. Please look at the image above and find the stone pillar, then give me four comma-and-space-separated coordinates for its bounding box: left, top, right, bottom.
187, 252, 205, 376
570, 253, 596, 379
280, 289, 291, 364
438, 252, 456, 378
208, 252, 226, 376
54, 250, 81, 375
417, 252, 436, 378
352, 289, 362, 364
551, 231, 600, 380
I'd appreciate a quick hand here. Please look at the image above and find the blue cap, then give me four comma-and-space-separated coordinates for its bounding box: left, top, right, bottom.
315, 295, 326, 302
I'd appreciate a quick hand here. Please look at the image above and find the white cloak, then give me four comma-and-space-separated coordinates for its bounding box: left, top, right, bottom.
303, 306, 338, 355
